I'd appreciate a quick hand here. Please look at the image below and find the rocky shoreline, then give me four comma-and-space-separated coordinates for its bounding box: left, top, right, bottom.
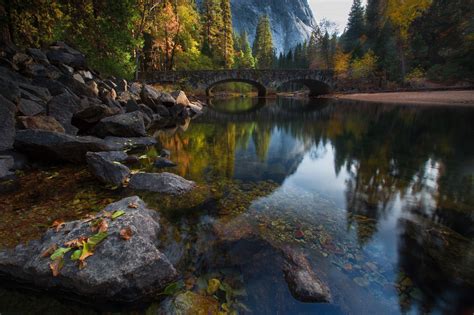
0, 43, 331, 310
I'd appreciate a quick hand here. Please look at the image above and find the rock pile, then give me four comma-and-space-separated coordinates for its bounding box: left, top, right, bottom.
0, 41, 204, 179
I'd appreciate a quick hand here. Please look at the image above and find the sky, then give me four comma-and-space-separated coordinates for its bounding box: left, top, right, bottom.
308, 0, 366, 33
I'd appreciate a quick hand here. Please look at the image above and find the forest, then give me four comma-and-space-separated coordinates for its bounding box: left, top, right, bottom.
1, 0, 473, 86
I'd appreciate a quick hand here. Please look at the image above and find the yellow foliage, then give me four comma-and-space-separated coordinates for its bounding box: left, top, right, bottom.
334, 49, 351, 77
387, 0, 433, 41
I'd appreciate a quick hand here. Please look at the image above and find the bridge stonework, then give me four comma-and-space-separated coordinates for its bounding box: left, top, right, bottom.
141, 70, 334, 97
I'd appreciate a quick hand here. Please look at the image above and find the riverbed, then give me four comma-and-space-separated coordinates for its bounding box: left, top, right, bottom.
1, 97, 473, 314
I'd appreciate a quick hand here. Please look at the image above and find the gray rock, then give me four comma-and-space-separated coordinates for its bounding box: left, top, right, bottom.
60, 75, 96, 98
86, 151, 130, 186
0, 155, 14, 178
0, 150, 28, 170
160, 92, 176, 107
104, 136, 157, 151
31, 77, 70, 96
154, 104, 170, 117
0, 95, 17, 151
72, 104, 120, 132
18, 116, 66, 133
47, 42, 86, 68
79, 70, 94, 80
125, 99, 140, 113
282, 247, 331, 303
140, 85, 161, 108
14, 129, 112, 163
114, 79, 128, 93
138, 103, 154, 120
18, 98, 45, 116
129, 172, 195, 195
18, 83, 51, 103
73, 73, 85, 84
154, 157, 177, 169
129, 82, 142, 95
91, 111, 147, 138
48, 91, 84, 135
0, 76, 21, 104
26, 48, 49, 64
0, 196, 178, 303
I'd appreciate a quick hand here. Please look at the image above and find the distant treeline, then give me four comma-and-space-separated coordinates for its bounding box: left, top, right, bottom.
279, 0, 474, 85
0, 0, 472, 85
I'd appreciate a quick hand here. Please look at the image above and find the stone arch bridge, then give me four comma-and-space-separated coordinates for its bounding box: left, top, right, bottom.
141, 70, 334, 97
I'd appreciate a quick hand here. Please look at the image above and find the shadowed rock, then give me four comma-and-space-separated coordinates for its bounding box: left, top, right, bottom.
0, 196, 178, 303
0, 95, 17, 151
86, 151, 130, 186
19, 116, 66, 133
91, 111, 147, 138
14, 129, 112, 163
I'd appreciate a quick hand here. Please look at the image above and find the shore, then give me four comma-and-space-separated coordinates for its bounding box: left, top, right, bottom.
330, 90, 474, 106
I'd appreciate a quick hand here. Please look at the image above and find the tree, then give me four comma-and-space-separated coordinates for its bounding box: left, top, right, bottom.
351, 49, 378, 79
253, 15, 274, 69
387, 0, 432, 79
343, 0, 365, 57
220, 0, 234, 68
234, 31, 255, 69
334, 47, 351, 77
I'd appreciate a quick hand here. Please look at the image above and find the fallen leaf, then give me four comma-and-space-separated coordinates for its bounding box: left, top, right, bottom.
111, 210, 125, 220
71, 249, 82, 261
50, 247, 72, 260
51, 220, 65, 232
64, 236, 88, 248
91, 218, 108, 233
41, 244, 58, 258
128, 202, 138, 209
87, 232, 108, 249
102, 211, 113, 219
79, 241, 93, 262
120, 227, 133, 240
50, 257, 64, 277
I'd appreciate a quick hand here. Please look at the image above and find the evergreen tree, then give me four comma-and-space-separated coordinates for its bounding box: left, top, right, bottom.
253, 15, 274, 69
201, 0, 222, 58
220, 0, 234, 68
343, 0, 365, 57
234, 31, 255, 69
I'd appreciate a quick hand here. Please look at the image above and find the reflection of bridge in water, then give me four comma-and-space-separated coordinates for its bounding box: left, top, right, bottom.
141, 70, 335, 97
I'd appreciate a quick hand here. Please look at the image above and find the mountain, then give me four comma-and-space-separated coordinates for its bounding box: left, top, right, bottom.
196, 0, 316, 54
231, 0, 316, 54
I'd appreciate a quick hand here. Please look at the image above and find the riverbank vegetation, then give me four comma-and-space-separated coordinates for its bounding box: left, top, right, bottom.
1, 0, 472, 86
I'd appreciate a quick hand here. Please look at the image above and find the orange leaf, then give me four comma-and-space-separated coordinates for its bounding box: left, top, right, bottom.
64, 236, 88, 248
49, 258, 64, 277
51, 220, 65, 232
102, 211, 113, 219
120, 227, 133, 241
41, 244, 58, 257
91, 218, 108, 233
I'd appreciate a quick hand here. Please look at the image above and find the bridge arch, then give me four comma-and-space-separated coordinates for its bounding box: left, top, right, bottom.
206, 78, 267, 97
278, 79, 331, 97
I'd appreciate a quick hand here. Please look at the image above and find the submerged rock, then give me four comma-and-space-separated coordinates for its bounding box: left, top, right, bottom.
282, 247, 331, 303
0, 196, 178, 303
14, 129, 112, 163
159, 291, 219, 315
129, 172, 195, 195
86, 151, 130, 186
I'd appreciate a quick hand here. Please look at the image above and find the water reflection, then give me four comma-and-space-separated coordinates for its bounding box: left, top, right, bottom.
157, 97, 474, 314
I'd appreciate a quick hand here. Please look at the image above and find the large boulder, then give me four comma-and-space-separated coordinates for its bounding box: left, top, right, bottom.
129, 172, 195, 195
282, 247, 331, 303
46, 42, 86, 68
71, 104, 120, 132
140, 84, 161, 108
171, 90, 190, 106
48, 91, 85, 135
86, 151, 130, 186
14, 129, 112, 163
0, 76, 21, 104
0, 196, 178, 303
91, 111, 147, 138
0, 95, 17, 151
18, 116, 66, 133
27, 48, 49, 64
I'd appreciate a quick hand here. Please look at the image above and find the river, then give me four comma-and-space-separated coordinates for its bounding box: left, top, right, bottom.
1, 97, 473, 314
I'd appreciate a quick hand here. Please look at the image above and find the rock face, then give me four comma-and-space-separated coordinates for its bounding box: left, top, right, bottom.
14, 129, 112, 163
129, 172, 195, 195
282, 247, 331, 303
196, 0, 315, 53
0, 196, 178, 303
86, 151, 130, 186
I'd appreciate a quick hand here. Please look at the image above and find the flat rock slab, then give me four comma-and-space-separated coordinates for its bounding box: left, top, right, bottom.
14, 129, 113, 163
0, 196, 177, 303
129, 172, 195, 195
104, 136, 157, 151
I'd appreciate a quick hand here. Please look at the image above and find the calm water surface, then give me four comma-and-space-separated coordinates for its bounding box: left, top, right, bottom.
1, 97, 473, 314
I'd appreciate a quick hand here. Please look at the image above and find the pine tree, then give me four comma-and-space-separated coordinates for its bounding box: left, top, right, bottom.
253, 15, 274, 69
220, 0, 234, 68
201, 0, 222, 58
343, 0, 365, 57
